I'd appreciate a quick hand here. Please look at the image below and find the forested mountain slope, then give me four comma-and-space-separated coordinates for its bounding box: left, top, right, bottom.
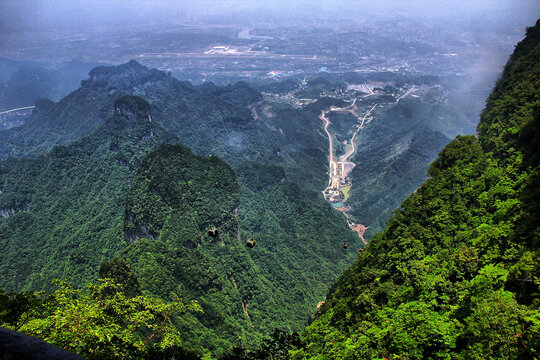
0, 60, 334, 207
0, 95, 258, 356
0, 61, 317, 184
346, 104, 451, 237
0, 95, 177, 290
299, 93, 453, 237
0, 94, 361, 355
0, 61, 249, 158
294, 20, 540, 360
0, 59, 458, 244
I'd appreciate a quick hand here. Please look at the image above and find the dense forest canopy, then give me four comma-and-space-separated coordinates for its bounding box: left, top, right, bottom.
0, 92, 360, 356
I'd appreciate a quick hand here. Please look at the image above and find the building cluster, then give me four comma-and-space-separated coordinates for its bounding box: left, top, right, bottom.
323, 160, 354, 204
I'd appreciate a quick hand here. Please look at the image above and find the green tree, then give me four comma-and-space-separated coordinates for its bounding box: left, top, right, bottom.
99, 258, 142, 297
6, 279, 201, 359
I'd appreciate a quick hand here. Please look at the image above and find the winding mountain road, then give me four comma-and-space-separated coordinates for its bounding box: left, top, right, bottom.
339, 103, 377, 162
321, 86, 419, 205
320, 111, 334, 190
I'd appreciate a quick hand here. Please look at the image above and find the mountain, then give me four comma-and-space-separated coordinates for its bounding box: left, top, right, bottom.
0, 59, 459, 234
294, 20, 540, 359
0, 93, 362, 355
248, 70, 476, 239
0, 95, 176, 290
345, 100, 452, 237
0, 60, 324, 190
0, 95, 257, 356
0, 53, 493, 357
0, 60, 246, 159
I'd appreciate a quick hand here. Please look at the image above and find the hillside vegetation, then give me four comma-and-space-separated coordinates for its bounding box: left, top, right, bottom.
293, 20, 540, 360
0, 93, 360, 356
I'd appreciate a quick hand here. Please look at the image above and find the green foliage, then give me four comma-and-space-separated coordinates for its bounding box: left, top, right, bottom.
120, 151, 361, 355
125, 143, 239, 240
99, 258, 142, 297
0, 98, 175, 291
0, 286, 43, 328
220, 329, 301, 360
478, 19, 540, 160
199, 80, 262, 107
0, 58, 446, 358
296, 21, 540, 359
1, 278, 201, 359
0, 89, 362, 357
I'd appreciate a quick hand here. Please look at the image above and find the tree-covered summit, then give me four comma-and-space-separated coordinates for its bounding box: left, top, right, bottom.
83, 59, 169, 91
124, 143, 239, 243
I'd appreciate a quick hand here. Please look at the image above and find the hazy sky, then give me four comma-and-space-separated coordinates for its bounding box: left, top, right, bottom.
1, 0, 538, 33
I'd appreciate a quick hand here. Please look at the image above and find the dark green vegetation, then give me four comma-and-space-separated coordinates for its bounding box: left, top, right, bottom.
0, 21, 526, 358
0, 73, 361, 356
294, 20, 540, 359
0, 278, 202, 359
0, 57, 468, 244
0, 60, 328, 193
253, 71, 476, 240
346, 99, 453, 237
326, 112, 358, 145
0, 95, 176, 290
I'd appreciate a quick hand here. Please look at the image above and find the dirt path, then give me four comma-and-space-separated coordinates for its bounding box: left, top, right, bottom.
339, 103, 377, 162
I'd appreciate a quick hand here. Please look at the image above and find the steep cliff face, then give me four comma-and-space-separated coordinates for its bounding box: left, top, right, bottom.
0, 202, 29, 218
295, 20, 540, 360
0, 96, 176, 291
114, 95, 152, 124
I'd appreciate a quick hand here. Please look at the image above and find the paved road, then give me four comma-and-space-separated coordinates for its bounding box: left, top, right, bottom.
339, 103, 377, 162
320, 111, 335, 191
320, 87, 421, 243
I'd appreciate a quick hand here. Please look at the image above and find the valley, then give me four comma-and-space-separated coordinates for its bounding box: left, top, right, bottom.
300, 20, 540, 359
319, 86, 420, 242
0, 106, 34, 129
320, 99, 373, 243
0, 57, 514, 357
0, 1, 537, 359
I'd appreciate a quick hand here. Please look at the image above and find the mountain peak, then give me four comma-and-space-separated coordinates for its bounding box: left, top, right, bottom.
82, 60, 167, 91
88, 59, 146, 78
